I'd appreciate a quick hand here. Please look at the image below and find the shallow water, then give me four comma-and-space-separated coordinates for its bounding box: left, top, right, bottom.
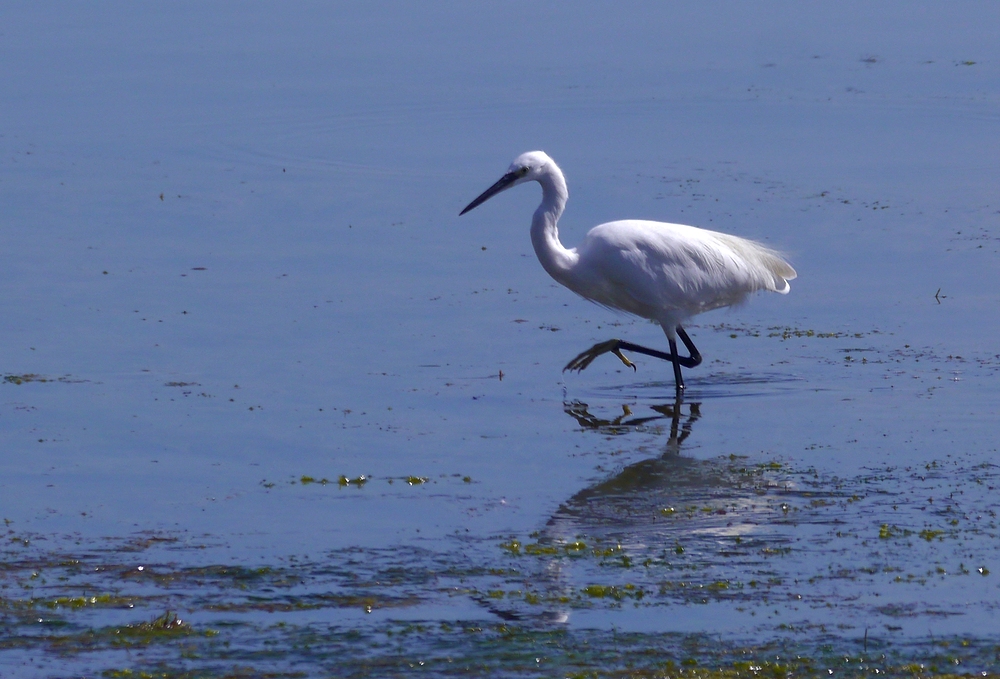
2, 3, 999, 677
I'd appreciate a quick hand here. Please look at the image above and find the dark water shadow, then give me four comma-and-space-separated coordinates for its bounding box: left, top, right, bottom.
587, 370, 808, 401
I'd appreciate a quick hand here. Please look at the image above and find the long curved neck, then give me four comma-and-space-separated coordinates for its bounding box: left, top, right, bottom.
530, 168, 578, 281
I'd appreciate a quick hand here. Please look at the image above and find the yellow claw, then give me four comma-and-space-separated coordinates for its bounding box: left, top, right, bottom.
612, 348, 635, 370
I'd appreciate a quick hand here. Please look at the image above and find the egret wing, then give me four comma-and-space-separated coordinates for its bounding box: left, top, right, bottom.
571, 220, 794, 322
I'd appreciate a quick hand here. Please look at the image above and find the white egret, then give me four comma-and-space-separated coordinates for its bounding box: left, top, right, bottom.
460, 151, 796, 394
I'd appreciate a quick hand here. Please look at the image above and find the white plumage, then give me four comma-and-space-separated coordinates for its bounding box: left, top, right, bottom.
460, 151, 796, 393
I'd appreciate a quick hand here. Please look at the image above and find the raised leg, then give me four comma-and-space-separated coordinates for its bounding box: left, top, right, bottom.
563, 325, 703, 394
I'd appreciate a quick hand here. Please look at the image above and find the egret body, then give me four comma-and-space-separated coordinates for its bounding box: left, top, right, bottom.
460, 151, 796, 394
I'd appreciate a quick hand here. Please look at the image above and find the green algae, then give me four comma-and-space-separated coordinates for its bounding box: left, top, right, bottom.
2, 455, 1000, 676
2, 373, 83, 385
880, 524, 910, 539
499, 539, 521, 555
918, 529, 946, 542
78, 620, 1000, 679
280, 474, 483, 490
110, 611, 202, 645
3, 373, 47, 385
707, 323, 872, 341
28, 593, 137, 611
581, 583, 644, 601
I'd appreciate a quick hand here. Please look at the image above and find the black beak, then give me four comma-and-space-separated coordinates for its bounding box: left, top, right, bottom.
460, 171, 519, 216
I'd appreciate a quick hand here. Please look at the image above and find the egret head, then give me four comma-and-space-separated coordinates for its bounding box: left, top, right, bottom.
460, 150, 554, 215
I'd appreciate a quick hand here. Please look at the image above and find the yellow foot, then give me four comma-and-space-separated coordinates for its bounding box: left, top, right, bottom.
563, 339, 636, 372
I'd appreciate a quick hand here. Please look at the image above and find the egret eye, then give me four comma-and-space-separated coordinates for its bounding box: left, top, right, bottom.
518, 167, 530, 177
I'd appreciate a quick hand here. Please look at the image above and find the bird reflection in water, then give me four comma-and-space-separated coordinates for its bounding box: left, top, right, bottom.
545, 397, 707, 624
473, 397, 792, 625
564, 397, 700, 453
553, 397, 713, 532
475, 397, 714, 624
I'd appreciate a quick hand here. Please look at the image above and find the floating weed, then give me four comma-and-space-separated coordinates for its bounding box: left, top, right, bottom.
499, 539, 521, 555
338, 474, 368, 488
523, 542, 559, 556
4, 373, 46, 385
880, 524, 911, 539
710, 323, 869, 341
592, 544, 623, 558
108, 611, 200, 646
581, 584, 643, 601
2, 373, 85, 385
278, 474, 466, 489
43, 594, 137, 610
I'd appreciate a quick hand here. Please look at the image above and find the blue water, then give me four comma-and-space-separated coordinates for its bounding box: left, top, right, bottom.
2, 3, 999, 676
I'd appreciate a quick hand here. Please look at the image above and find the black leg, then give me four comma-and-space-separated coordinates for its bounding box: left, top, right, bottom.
675, 326, 702, 368
668, 337, 684, 393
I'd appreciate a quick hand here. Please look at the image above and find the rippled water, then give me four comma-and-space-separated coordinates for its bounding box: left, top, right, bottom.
2, 3, 999, 677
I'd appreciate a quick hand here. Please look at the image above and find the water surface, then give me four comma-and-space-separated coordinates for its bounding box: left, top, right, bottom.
2, 3, 999, 676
